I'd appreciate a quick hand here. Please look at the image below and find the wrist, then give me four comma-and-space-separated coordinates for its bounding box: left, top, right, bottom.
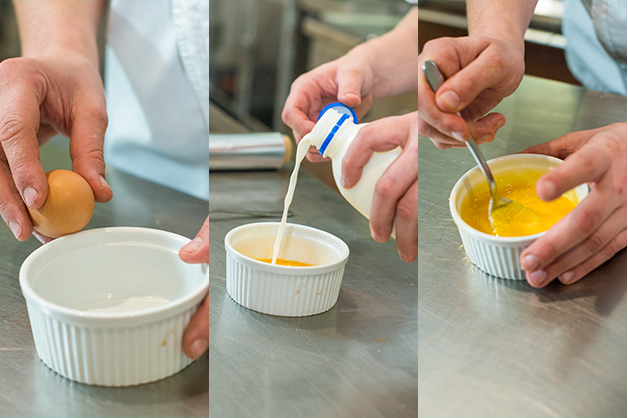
21, 38, 100, 68
466, 0, 535, 55
14, 2, 104, 66
345, 31, 416, 98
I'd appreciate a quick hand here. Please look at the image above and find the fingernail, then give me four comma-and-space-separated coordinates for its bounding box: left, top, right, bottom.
9, 222, 22, 240
183, 237, 202, 253
189, 339, 208, 359
538, 180, 557, 201
439, 90, 461, 110
343, 92, 360, 102
340, 175, 349, 188
560, 271, 576, 284
451, 131, 467, 142
398, 250, 410, 263
371, 228, 382, 242
23, 187, 38, 208
529, 270, 547, 286
99, 175, 110, 190
495, 118, 506, 129
521, 254, 540, 271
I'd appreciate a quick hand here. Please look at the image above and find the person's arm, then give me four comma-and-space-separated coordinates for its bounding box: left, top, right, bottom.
281, 8, 419, 262
466, 0, 535, 45
282, 7, 418, 156
347, 7, 418, 100
15, 1, 105, 62
0, 1, 110, 241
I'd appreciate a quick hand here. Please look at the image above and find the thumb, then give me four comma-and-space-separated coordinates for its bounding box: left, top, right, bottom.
434, 47, 519, 114
335, 65, 366, 109
179, 216, 209, 264
69, 106, 112, 203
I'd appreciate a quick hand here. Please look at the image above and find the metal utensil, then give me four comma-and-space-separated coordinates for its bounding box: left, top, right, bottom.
422, 60, 526, 229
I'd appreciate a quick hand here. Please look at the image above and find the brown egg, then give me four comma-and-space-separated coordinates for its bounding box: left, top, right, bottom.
27, 169, 95, 238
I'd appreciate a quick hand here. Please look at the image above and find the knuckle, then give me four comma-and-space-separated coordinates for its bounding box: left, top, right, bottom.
374, 175, 396, 200
0, 58, 45, 92
81, 106, 109, 130
0, 116, 33, 146
535, 240, 560, 265
584, 232, 606, 255
403, 134, 419, 154
0, 58, 26, 79
281, 107, 289, 124
0, 60, 14, 81
84, 145, 104, 161
422, 38, 450, 54
572, 207, 600, 236
417, 118, 432, 138
396, 194, 417, 221
603, 232, 627, 259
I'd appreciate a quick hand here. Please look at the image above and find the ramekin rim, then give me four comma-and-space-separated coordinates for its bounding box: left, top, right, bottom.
224, 221, 350, 275
448, 153, 586, 243
19, 226, 209, 323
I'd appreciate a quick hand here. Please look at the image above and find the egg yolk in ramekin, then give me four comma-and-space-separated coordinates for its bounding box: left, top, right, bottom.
460, 168, 578, 237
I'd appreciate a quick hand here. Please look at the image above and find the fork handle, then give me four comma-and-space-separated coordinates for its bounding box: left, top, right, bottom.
465, 138, 496, 191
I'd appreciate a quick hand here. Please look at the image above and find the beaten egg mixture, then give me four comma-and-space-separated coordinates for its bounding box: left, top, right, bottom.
255, 258, 313, 267
460, 168, 578, 237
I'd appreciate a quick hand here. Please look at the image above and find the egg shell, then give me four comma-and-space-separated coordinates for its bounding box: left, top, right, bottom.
28, 169, 95, 238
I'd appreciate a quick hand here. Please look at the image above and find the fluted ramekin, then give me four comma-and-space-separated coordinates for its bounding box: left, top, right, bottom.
19, 227, 209, 386
449, 154, 589, 280
225, 222, 350, 316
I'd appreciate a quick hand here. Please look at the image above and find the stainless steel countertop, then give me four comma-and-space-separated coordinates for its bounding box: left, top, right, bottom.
208, 169, 419, 417
0, 163, 209, 417
417, 76, 627, 417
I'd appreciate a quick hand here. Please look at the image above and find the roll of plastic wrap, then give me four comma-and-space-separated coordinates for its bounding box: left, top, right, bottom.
209, 133, 293, 171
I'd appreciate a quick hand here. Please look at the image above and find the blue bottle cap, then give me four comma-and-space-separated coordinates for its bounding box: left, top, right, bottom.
318, 102, 358, 124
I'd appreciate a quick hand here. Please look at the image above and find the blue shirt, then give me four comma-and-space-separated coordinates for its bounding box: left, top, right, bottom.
562, 0, 627, 96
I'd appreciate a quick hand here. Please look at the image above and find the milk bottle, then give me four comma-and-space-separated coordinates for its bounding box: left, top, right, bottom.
308, 103, 402, 226
271, 103, 401, 264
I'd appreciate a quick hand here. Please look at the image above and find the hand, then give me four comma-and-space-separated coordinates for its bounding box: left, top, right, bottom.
341, 112, 418, 262
0, 54, 112, 241
519, 123, 627, 287
179, 216, 209, 359
282, 7, 418, 162
282, 55, 375, 163
418, 36, 525, 148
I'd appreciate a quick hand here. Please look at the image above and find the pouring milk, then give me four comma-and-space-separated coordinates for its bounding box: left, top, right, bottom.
272, 103, 402, 264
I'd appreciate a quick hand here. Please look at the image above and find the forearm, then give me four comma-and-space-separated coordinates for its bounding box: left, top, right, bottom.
14, 1, 106, 65
347, 7, 418, 98
466, 0, 537, 53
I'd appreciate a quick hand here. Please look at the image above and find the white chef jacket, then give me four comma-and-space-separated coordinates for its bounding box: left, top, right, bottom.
562, 0, 627, 96
104, 0, 209, 200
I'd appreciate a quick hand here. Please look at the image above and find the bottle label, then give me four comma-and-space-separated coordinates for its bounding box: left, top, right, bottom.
319, 113, 350, 156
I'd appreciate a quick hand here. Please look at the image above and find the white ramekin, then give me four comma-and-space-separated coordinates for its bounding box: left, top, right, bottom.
449, 154, 589, 280
224, 222, 350, 317
19, 227, 209, 386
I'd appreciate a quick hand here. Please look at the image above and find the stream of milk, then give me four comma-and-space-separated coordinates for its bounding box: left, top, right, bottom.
271, 136, 312, 264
